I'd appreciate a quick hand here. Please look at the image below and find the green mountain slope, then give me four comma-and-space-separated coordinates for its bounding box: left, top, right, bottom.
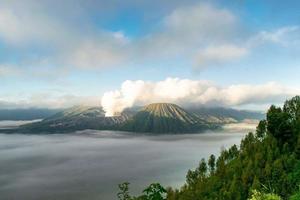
120, 103, 215, 133
164, 96, 300, 199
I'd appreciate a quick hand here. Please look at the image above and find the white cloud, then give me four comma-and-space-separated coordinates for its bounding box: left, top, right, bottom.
0, 1, 129, 69
248, 26, 300, 47
220, 82, 294, 105
194, 44, 248, 67
0, 1, 239, 75
0, 1, 298, 73
137, 3, 238, 60
0, 64, 21, 76
113, 31, 130, 44
0, 93, 100, 109
29, 93, 100, 109
0, 6, 69, 46
101, 77, 299, 116
164, 3, 236, 41
66, 38, 128, 69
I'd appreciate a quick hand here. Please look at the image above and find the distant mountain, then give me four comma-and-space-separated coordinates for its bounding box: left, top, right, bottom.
2, 103, 264, 134
45, 106, 105, 120
0, 108, 61, 120
186, 106, 264, 122
119, 103, 215, 133
19, 106, 129, 133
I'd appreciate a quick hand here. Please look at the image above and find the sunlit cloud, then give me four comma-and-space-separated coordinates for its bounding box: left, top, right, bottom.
0, 1, 298, 73
247, 26, 300, 48
0, 93, 100, 109
101, 77, 299, 116
135, 3, 239, 63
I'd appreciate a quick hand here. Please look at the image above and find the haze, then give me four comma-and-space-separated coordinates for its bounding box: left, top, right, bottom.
0, 130, 245, 200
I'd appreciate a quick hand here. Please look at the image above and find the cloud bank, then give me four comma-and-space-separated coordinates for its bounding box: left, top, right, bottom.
1, 1, 297, 74
101, 78, 299, 116
0, 2, 242, 71
0, 93, 100, 109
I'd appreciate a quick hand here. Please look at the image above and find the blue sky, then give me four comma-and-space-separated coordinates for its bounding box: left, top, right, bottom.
0, 0, 299, 112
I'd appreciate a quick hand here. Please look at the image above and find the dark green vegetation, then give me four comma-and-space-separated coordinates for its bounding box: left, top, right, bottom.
3, 103, 262, 134
117, 182, 167, 200
120, 96, 300, 199
0, 108, 61, 120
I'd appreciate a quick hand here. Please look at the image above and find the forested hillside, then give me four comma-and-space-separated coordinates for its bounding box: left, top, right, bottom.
119, 96, 300, 200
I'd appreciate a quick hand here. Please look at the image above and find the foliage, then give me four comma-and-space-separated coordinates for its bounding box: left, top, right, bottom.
140, 183, 167, 200
119, 96, 300, 200
117, 182, 167, 200
248, 190, 281, 200
118, 182, 132, 200
289, 191, 300, 200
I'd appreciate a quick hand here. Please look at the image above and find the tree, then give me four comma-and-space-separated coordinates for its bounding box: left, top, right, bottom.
117, 182, 167, 200
267, 105, 283, 137
256, 120, 267, 139
141, 183, 167, 200
283, 96, 300, 143
198, 158, 207, 178
248, 190, 281, 200
283, 96, 300, 123
216, 156, 226, 178
251, 176, 261, 191
289, 186, 300, 200
228, 144, 239, 160
117, 96, 300, 200
267, 106, 293, 144
208, 154, 216, 173
166, 187, 179, 200
186, 169, 198, 186
295, 137, 300, 159
118, 182, 132, 200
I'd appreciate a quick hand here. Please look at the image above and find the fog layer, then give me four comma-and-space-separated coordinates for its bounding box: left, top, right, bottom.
0, 130, 245, 200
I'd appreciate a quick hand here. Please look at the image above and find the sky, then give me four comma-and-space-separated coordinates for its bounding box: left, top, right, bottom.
0, 0, 300, 114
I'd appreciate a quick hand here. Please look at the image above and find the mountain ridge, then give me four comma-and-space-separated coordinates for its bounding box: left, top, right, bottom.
119, 103, 216, 133
1, 103, 264, 134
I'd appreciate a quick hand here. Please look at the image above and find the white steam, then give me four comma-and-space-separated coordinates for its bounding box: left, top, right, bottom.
101, 77, 299, 116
